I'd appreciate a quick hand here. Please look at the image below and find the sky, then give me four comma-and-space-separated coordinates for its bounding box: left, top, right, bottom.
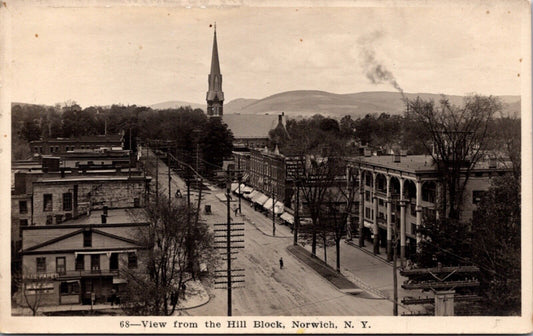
6, 1, 528, 108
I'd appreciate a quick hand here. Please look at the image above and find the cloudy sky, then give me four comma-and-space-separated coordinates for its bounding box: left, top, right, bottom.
7, 1, 528, 107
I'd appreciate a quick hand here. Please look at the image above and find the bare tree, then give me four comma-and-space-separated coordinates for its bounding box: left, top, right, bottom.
13, 269, 52, 316
120, 194, 217, 315
406, 95, 501, 219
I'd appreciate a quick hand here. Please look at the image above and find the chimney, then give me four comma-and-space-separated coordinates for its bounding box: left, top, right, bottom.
364, 148, 372, 157
103, 205, 108, 216
488, 158, 497, 169
393, 154, 401, 163
101, 214, 107, 224
278, 113, 283, 125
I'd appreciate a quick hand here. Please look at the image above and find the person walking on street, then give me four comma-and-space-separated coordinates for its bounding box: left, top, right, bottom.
279, 257, 284, 269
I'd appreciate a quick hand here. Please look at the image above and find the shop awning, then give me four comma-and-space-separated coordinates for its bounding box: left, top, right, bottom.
231, 183, 240, 192
242, 186, 254, 194
253, 193, 269, 205
262, 198, 274, 210
247, 190, 259, 200
280, 213, 294, 224
364, 220, 373, 229
113, 278, 128, 284
273, 201, 284, 214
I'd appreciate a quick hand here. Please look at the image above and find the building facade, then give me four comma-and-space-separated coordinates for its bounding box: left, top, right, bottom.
20, 209, 148, 306
29, 134, 123, 156
346, 154, 511, 262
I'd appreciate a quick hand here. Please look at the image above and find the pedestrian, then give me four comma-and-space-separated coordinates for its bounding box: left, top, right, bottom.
110, 288, 117, 306
279, 257, 284, 269
234, 207, 238, 216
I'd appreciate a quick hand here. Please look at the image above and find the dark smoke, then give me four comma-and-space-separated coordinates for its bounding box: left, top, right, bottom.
358, 32, 405, 99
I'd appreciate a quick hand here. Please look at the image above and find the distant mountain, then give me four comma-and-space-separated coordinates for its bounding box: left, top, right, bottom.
150, 100, 205, 111
223, 90, 521, 118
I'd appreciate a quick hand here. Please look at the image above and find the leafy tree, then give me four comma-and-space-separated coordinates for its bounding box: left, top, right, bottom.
201, 117, 234, 175
20, 120, 41, 142
120, 195, 216, 315
470, 174, 520, 315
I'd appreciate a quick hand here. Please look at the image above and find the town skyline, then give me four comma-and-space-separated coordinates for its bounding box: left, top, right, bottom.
9, 2, 526, 108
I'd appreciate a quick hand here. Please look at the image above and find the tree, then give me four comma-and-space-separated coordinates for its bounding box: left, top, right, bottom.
406, 95, 501, 219
201, 117, 234, 175
13, 269, 52, 316
120, 195, 217, 315
470, 174, 521, 315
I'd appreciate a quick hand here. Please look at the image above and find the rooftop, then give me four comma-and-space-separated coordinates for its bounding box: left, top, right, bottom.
351, 155, 511, 173
223, 114, 281, 139
65, 207, 147, 225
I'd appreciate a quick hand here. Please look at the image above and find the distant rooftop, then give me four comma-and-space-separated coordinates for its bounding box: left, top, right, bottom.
223, 114, 282, 139
30, 134, 123, 144
352, 155, 511, 173
64, 207, 147, 225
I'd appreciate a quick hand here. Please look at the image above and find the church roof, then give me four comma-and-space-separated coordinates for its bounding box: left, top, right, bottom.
223, 114, 281, 139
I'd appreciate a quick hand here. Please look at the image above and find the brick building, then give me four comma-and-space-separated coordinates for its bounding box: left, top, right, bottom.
29, 134, 123, 155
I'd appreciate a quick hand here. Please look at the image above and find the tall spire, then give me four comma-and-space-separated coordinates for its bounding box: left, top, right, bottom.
206, 23, 224, 117
210, 23, 221, 75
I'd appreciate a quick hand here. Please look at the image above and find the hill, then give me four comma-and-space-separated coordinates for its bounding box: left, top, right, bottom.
223, 90, 521, 118
150, 100, 205, 111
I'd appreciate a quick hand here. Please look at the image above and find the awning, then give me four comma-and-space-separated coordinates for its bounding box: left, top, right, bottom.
280, 213, 294, 224
263, 198, 274, 210
247, 190, 259, 200
242, 186, 254, 194
273, 201, 284, 214
113, 278, 128, 284
253, 193, 269, 205
242, 173, 250, 182
231, 183, 240, 192
364, 220, 373, 229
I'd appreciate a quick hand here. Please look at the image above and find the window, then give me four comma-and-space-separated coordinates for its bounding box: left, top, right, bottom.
75, 254, 84, 271
55, 215, 63, 224
43, 194, 53, 212
378, 199, 384, 206
91, 255, 100, 272
63, 193, 72, 211
134, 198, 140, 208
365, 191, 370, 202
36, 257, 46, 272
365, 207, 371, 219
110, 253, 119, 270
128, 252, 138, 269
378, 211, 385, 219
19, 219, 28, 227
56, 257, 66, 275
472, 190, 485, 204
83, 231, 92, 247
411, 223, 417, 235
60, 281, 80, 295
19, 200, 28, 214
46, 215, 53, 225
410, 203, 416, 216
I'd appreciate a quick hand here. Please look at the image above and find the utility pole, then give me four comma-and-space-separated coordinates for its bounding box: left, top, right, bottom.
293, 179, 300, 246
167, 152, 171, 209
237, 156, 242, 214
155, 144, 159, 206
226, 169, 232, 316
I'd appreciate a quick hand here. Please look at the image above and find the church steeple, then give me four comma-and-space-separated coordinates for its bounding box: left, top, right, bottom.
206, 24, 224, 117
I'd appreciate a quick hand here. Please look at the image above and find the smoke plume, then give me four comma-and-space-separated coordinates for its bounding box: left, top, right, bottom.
358, 31, 405, 99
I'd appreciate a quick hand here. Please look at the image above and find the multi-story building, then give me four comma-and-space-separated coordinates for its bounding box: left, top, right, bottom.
19, 208, 148, 306
29, 134, 123, 156
346, 153, 511, 262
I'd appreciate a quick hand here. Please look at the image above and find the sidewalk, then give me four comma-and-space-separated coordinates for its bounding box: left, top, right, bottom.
287, 245, 363, 295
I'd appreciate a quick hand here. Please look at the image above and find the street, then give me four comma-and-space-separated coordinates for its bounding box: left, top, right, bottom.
146, 150, 398, 316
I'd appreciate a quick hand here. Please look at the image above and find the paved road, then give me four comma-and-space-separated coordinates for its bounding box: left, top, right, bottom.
144, 150, 397, 316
